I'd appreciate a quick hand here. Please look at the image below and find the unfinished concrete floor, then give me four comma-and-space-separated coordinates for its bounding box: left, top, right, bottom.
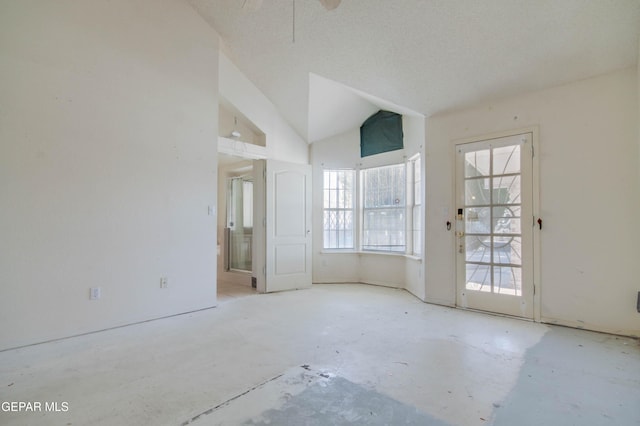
1, 284, 638, 425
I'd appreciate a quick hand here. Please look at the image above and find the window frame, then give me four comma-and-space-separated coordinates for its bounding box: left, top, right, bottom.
321, 155, 423, 258
322, 169, 356, 250
360, 163, 407, 253
408, 154, 422, 256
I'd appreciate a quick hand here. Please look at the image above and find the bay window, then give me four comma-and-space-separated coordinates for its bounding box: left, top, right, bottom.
322, 155, 421, 256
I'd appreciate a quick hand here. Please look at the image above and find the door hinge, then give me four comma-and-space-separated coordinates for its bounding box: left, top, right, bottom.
263, 265, 267, 277
263, 217, 267, 227
263, 168, 267, 181
531, 145, 535, 158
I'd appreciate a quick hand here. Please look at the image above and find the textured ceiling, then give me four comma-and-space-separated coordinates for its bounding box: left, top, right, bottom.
189, 0, 640, 143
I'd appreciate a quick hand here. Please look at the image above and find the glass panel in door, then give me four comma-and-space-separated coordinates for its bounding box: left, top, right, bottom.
464, 144, 522, 295
456, 133, 534, 318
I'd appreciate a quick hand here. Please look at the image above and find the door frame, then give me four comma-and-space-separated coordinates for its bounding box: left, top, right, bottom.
217, 159, 257, 288
253, 159, 313, 293
451, 126, 541, 322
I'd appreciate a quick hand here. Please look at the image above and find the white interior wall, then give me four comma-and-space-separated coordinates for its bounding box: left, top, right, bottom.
218, 105, 264, 147
311, 115, 426, 299
426, 67, 640, 337
218, 52, 308, 165
0, 0, 220, 350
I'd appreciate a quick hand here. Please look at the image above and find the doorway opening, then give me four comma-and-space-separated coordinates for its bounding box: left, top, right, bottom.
217, 156, 258, 302
215, 100, 311, 299
216, 98, 267, 302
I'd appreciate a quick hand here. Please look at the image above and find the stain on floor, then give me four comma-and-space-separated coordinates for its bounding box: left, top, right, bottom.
243, 371, 448, 426
492, 327, 640, 426
187, 366, 449, 425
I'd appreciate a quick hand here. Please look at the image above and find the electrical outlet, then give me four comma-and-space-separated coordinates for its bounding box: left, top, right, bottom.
160, 277, 168, 289
90, 287, 101, 300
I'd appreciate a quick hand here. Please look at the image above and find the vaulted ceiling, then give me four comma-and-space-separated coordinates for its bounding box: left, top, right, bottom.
189, 0, 640, 143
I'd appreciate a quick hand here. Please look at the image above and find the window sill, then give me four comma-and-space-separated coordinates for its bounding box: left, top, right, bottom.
320, 250, 422, 262
404, 254, 423, 262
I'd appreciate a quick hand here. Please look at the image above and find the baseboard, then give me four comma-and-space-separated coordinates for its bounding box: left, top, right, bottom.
541, 317, 640, 339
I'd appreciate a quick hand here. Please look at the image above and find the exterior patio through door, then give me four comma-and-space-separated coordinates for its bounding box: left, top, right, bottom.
455, 132, 537, 319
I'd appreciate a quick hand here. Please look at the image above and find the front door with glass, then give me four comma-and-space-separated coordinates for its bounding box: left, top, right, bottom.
455, 133, 534, 318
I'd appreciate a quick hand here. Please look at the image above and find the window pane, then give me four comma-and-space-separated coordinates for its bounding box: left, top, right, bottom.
413, 205, 421, 256
329, 188, 337, 209
465, 207, 490, 235
413, 157, 421, 205
466, 264, 491, 292
465, 149, 490, 177
493, 145, 520, 175
465, 235, 490, 263
493, 206, 521, 234
362, 164, 406, 252
494, 266, 522, 296
493, 236, 522, 266
341, 172, 354, 208
410, 156, 422, 256
323, 169, 355, 249
465, 178, 490, 205
493, 175, 521, 204
363, 164, 405, 208
362, 208, 405, 252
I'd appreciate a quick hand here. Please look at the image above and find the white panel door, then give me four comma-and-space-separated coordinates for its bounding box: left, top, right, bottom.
265, 159, 312, 292
455, 133, 535, 318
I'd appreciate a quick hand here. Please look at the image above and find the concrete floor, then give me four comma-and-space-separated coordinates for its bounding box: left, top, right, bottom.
1, 284, 638, 426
